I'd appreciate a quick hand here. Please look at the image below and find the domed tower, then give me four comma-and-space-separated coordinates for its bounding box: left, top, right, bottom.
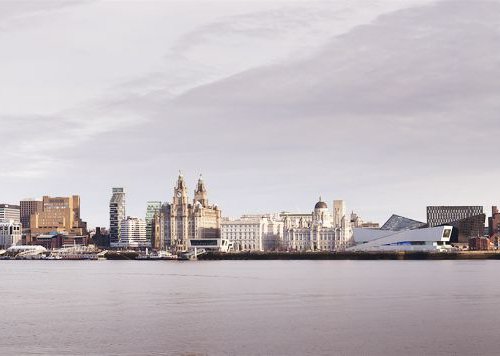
194, 174, 208, 208
313, 197, 332, 227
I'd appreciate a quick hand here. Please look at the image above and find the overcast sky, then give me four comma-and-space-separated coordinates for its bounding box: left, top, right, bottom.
1, 0, 499, 227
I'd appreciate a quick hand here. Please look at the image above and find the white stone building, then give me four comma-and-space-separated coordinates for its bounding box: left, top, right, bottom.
117, 216, 149, 248
0, 220, 22, 249
162, 174, 222, 252
221, 214, 284, 252
283, 198, 353, 252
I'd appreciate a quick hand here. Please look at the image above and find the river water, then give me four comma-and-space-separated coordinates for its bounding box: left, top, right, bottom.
1, 260, 499, 355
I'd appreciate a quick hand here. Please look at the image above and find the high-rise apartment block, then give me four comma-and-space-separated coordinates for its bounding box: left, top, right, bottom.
30, 196, 87, 236
0, 204, 20, 223
427, 206, 484, 227
118, 217, 148, 248
427, 206, 485, 244
109, 188, 126, 246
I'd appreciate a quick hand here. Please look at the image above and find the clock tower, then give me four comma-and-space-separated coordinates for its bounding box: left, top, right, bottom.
161, 172, 222, 253
173, 172, 188, 205
169, 172, 190, 251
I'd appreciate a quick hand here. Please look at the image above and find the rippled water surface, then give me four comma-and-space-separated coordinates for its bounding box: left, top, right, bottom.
1, 260, 499, 355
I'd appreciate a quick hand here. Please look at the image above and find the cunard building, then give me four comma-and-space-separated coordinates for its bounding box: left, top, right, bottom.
159, 174, 222, 252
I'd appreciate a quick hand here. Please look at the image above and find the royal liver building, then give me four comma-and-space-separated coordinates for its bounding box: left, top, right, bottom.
283, 198, 353, 251
156, 174, 222, 252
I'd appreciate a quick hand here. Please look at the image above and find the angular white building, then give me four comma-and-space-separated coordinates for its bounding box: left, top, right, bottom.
348, 225, 454, 252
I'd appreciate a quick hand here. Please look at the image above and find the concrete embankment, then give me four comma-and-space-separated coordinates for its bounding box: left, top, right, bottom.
198, 251, 500, 260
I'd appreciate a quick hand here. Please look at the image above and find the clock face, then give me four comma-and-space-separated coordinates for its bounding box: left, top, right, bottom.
176, 191, 182, 198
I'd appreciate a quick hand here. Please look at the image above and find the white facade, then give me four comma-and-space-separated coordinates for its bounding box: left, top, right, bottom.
221, 214, 284, 252
116, 217, 149, 248
0, 204, 20, 223
283, 198, 353, 252
221, 216, 264, 251
348, 226, 454, 252
189, 238, 233, 252
333, 200, 346, 227
0, 220, 22, 249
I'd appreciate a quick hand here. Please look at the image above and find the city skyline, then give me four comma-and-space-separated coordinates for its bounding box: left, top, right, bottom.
2, 174, 496, 230
1, 0, 500, 227
2, 2, 499, 356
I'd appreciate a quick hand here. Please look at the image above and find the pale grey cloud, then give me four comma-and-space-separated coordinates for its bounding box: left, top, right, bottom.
3, 0, 498, 227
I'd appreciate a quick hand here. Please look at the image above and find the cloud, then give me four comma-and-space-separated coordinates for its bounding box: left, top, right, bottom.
4, 0, 499, 226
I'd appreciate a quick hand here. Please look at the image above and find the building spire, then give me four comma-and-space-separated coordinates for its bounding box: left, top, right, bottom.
197, 174, 206, 193
194, 173, 208, 207
175, 170, 187, 192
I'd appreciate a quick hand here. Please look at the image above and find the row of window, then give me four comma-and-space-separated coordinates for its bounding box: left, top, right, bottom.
289, 235, 337, 241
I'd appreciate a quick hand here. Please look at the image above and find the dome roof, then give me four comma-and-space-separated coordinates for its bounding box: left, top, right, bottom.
315, 198, 328, 209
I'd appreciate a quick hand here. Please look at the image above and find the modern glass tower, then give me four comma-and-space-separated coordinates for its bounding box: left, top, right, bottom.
109, 188, 126, 246
145, 201, 162, 243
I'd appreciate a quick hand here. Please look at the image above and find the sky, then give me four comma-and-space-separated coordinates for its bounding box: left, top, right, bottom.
1, 0, 499, 227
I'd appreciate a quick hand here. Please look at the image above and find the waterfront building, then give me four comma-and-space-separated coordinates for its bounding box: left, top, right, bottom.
351, 213, 457, 252
151, 212, 164, 250
350, 212, 380, 229
262, 215, 285, 251
333, 200, 346, 227
427, 206, 483, 226
145, 201, 162, 243
427, 206, 485, 244
162, 174, 222, 252
349, 225, 454, 252
381, 214, 426, 231
30, 196, 87, 237
221, 216, 262, 252
109, 188, 126, 247
0, 204, 20, 223
280, 212, 313, 230
91, 227, 110, 248
34, 232, 88, 250
283, 198, 353, 252
221, 214, 283, 252
488, 206, 500, 235
0, 220, 22, 249
469, 236, 493, 251
19, 199, 42, 231
118, 217, 149, 248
